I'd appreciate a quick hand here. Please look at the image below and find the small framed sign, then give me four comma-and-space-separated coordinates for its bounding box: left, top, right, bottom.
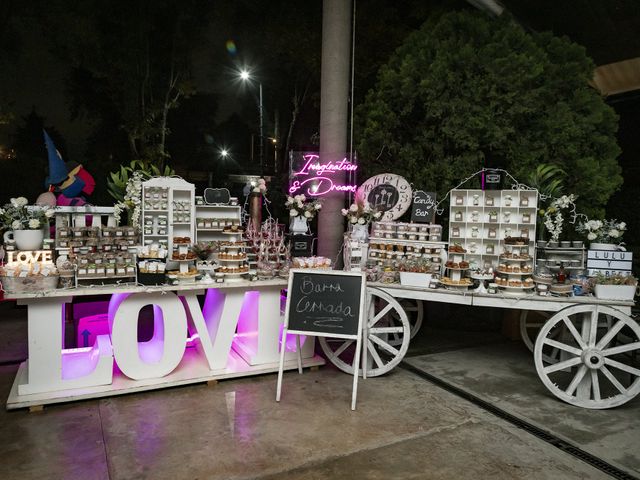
276, 269, 366, 410
204, 188, 230, 205
410, 191, 437, 223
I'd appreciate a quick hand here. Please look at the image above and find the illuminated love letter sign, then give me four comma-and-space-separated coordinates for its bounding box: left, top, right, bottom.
110, 292, 188, 380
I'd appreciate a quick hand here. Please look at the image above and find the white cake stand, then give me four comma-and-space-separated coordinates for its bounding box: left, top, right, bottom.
470, 273, 495, 294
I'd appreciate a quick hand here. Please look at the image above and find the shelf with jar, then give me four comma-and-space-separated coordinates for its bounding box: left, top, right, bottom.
448, 188, 538, 270
371, 221, 443, 242
367, 238, 445, 276
141, 177, 195, 253
194, 204, 242, 242
74, 251, 137, 287
535, 244, 586, 276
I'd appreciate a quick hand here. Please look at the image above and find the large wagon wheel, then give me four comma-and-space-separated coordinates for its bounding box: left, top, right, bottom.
534, 305, 640, 409
386, 298, 424, 346
520, 310, 561, 364
319, 287, 410, 377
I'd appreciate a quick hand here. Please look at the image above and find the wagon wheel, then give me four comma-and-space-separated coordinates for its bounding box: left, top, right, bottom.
534, 305, 640, 409
520, 310, 561, 364
319, 287, 410, 377
386, 299, 424, 346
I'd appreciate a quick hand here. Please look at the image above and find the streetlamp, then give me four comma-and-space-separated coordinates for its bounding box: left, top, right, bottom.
210, 147, 230, 187
239, 69, 264, 172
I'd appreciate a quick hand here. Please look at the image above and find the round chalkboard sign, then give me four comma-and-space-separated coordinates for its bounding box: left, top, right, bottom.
357, 174, 412, 220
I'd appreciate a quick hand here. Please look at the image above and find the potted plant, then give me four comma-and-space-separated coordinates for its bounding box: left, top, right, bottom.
576, 219, 627, 250
590, 273, 637, 301
399, 257, 433, 287
286, 194, 322, 234
488, 210, 498, 222
0, 197, 55, 250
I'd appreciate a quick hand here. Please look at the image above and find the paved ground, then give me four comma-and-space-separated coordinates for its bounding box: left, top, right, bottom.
404, 341, 640, 477
0, 300, 637, 479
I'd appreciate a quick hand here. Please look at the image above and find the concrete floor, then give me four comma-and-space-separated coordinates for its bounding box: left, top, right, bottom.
0, 300, 636, 479
404, 341, 640, 477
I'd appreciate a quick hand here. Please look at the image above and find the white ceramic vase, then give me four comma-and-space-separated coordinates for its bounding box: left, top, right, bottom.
351, 224, 369, 242
3, 229, 44, 251
290, 216, 309, 234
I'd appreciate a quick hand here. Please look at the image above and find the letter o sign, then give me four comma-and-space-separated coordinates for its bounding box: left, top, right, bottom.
111, 292, 187, 380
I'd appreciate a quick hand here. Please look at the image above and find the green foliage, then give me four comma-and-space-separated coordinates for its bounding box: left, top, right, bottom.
527, 164, 566, 199
356, 11, 622, 217
591, 272, 637, 286
107, 160, 174, 202
42, 0, 213, 168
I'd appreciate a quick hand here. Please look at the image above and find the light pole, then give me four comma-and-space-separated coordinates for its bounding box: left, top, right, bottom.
239, 69, 264, 172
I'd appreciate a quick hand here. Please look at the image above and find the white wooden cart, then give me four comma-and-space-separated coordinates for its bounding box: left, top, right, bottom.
319, 284, 639, 409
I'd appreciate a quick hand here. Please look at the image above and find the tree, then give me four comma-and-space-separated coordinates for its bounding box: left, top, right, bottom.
7, 109, 65, 201
355, 10, 622, 217
41, 0, 215, 169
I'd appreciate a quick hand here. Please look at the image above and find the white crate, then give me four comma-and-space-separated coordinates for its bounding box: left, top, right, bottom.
399, 272, 432, 287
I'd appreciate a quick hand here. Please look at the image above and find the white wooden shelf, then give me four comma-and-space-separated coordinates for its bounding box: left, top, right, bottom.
449, 188, 538, 270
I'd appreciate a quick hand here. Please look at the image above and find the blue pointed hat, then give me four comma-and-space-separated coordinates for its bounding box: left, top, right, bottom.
44, 129, 68, 186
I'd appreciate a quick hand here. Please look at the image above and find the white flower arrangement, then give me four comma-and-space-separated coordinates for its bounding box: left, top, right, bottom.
252, 178, 267, 194
113, 171, 144, 226
285, 194, 321, 219
576, 219, 626, 244
341, 197, 382, 225
540, 194, 576, 242
0, 197, 55, 231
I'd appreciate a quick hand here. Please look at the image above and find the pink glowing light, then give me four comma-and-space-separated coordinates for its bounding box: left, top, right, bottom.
279, 324, 307, 352
289, 153, 358, 197
293, 154, 358, 176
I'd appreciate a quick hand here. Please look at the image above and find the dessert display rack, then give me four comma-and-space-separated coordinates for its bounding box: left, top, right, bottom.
217, 242, 250, 281
442, 250, 472, 289
448, 188, 538, 270
496, 243, 535, 295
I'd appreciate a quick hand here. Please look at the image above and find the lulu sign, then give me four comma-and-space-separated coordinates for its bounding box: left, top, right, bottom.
587, 250, 633, 277
289, 152, 358, 197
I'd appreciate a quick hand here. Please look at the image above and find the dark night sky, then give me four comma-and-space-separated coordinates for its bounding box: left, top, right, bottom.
1, 1, 639, 188
1, 12, 245, 162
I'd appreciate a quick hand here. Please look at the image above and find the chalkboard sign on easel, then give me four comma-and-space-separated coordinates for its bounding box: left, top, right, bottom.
276, 269, 366, 410
411, 191, 437, 223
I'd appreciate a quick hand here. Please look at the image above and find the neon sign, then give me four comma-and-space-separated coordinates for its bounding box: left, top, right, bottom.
289, 153, 358, 197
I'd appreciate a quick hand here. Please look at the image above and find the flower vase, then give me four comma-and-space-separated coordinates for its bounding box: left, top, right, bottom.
290, 216, 309, 234
351, 223, 369, 242
3, 229, 44, 251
